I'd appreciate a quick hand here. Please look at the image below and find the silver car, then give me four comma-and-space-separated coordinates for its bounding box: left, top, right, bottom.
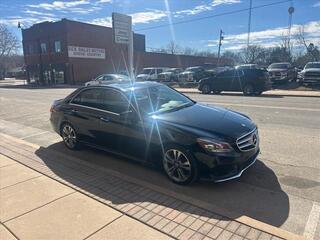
85, 74, 131, 86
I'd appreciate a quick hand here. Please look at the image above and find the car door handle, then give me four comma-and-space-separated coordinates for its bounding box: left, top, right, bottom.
71, 109, 78, 113
99, 117, 110, 123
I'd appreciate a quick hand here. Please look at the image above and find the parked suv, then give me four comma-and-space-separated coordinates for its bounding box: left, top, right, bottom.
300, 62, 320, 86
136, 67, 169, 81
178, 66, 208, 82
198, 68, 271, 96
267, 62, 296, 84
157, 68, 183, 82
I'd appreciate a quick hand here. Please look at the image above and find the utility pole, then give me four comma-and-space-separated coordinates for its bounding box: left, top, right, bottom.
247, 0, 253, 48
287, 2, 294, 58
217, 29, 224, 66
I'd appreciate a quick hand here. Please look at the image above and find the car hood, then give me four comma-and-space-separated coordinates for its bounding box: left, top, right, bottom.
268, 69, 287, 72
137, 74, 149, 78
303, 68, 320, 73
180, 71, 193, 75
152, 103, 256, 141
159, 72, 173, 75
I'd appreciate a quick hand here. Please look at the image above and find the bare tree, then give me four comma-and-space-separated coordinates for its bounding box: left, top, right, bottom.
166, 40, 180, 54
0, 24, 20, 75
296, 26, 319, 61
240, 45, 266, 64
0, 24, 20, 57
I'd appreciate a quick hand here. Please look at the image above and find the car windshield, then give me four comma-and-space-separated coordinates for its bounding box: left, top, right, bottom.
141, 69, 153, 74
112, 74, 130, 81
185, 67, 200, 72
130, 85, 194, 115
269, 64, 289, 69
305, 63, 320, 69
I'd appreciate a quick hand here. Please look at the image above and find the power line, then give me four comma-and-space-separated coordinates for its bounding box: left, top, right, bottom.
135, 0, 291, 32
247, 0, 253, 48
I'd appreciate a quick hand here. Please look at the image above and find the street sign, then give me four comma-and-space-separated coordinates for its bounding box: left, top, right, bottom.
112, 12, 132, 45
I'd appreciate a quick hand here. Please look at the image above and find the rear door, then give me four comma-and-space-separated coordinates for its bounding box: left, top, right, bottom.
96, 89, 147, 161
215, 70, 236, 91
66, 88, 104, 144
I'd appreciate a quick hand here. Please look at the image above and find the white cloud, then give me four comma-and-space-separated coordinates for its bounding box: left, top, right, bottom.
90, 16, 112, 27
313, 1, 320, 7
0, 16, 57, 27
28, 0, 90, 10
96, 0, 112, 3
207, 20, 320, 50
175, 0, 241, 16
130, 10, 167, 25
90, 10, 167, 27
23, 10, 56, 17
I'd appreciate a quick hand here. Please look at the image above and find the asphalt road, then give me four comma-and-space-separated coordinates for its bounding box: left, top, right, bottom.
0, 84, 319, 239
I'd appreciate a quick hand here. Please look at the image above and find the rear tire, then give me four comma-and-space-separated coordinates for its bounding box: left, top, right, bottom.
162, 145, 198, 185
201, 84, 211, 94
61, 123, 80, 150
243, 84, 254, 96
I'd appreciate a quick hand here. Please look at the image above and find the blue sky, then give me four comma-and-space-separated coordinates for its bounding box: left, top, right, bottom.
0, 0, 319, 53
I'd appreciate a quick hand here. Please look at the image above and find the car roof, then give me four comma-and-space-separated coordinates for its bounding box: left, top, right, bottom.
83, 81, 162, 92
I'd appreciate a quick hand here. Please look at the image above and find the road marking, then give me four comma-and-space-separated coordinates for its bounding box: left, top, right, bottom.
21, 131, 49, 140
304, 202, 320, 240
201, 102, 320, 112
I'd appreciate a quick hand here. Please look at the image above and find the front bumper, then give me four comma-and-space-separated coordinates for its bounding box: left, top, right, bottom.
195, 146, 259, 182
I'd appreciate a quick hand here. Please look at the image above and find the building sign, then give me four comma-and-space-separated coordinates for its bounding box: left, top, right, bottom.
68, 46, 105, 59
112, 12, 132, 44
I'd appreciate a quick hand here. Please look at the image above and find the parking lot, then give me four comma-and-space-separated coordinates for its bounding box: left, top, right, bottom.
0, 83, 319, 238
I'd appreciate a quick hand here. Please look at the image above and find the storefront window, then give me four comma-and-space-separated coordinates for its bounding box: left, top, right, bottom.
40, 43, 47, 53
53, 70, 64, 84
54, 41, 61, 53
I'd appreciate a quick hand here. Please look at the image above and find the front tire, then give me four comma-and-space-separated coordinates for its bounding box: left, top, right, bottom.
61, 123, 80, 150
201, 84, 211, 94
162, 146, 198, 185
243, 84, 254, 96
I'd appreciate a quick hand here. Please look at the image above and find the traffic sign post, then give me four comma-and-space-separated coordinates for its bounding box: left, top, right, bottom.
112, 13, 134, 80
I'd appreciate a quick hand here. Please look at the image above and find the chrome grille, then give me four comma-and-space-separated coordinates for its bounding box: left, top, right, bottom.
305, 72, 320, 77
236, 129, 259, 152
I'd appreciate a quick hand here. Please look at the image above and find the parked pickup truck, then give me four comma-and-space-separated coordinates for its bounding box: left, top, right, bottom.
267, 62, 297, 84
300, 62, 320, 86
178, 66, 209, 82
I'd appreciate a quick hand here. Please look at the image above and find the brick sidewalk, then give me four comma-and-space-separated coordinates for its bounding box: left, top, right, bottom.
0, 135, 292, 240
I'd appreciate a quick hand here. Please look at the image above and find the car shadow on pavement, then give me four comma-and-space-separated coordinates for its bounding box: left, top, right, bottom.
35, 142, 289, 228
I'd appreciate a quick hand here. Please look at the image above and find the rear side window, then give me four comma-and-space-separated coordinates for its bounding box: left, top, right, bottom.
101, 90, 130, 113
71, 89, 104, 109
71, 88, 130, 114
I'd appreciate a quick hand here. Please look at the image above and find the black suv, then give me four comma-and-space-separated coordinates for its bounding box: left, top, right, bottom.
198, 68, 271, 95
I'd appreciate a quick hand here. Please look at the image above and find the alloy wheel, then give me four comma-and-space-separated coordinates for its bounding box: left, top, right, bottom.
201, 84, 211, 94
62, 124, 77, 149
163, 149, 192, 183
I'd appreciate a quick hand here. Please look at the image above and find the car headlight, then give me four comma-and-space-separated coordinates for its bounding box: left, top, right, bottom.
197, 138, 233, 153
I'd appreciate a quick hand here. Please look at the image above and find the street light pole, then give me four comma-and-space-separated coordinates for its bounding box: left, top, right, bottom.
217, 29, 224, 66
247, 0, 253, 48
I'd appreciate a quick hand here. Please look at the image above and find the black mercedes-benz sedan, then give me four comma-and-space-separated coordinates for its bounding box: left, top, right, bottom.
50, 82, 259, 185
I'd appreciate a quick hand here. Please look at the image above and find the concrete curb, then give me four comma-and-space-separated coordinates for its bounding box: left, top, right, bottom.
0, 133, 305, 240
174, 88, 320, 98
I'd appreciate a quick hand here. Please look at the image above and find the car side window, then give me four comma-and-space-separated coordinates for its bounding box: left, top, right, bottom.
149, 69, 155, 75
103, 75, 113, 81
157, 69, 163, 74
71, 89, 104, 109
96, 75, 105, 81
100, 90, 130, 114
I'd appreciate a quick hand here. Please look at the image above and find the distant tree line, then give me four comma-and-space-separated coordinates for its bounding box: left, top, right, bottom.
150, 26, 319, 68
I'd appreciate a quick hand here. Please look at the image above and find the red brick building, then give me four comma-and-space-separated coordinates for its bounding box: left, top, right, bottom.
22, 19, 226, 85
